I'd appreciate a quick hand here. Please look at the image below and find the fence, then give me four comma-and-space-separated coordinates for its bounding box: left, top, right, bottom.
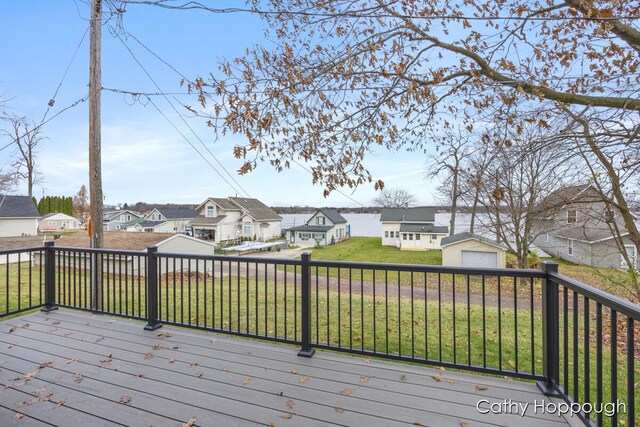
0, 242, 637, 426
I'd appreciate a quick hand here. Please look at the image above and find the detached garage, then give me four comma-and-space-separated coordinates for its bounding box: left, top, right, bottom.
441, 232, 507, 269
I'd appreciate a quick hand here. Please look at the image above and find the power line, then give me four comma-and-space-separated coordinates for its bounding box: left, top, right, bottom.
111, 26, 252, 198
117, 1, 640, 22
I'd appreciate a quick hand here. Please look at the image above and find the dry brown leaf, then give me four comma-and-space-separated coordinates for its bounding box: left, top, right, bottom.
400, 374, 407, 381
51, 320, 60, 325
100, 355, 112, 363
459, 422, 468, 427
363, 358, 372, 364
359, 375, 370, 383
38, 361, 54, 369
299, 375, 310, 384
63, 332, 73, 337
157, 332, 172, 339
414, 422, 425, 426
195, 371, 204, 378
144, 353, 154, 360
168, 357, 176, 364
447, 379, 455, 385
135, 373, 144, 378
73, 373, 83, 384
15, 413, 25, 420
24, 370, 40, 381
279, 413, 293, 420
119, 395, 132, 405
290, 370, 298, 374
182, 417, 197, 427
21, 323, 29, 329
268, 422, 275, 427
32, 386, 46, 396
339, 388, 354, 395
243, 376, 252, 385
432, 374, 444, 382
55, 399, 65, 409
475, 385, 488, 392
223, 368, 230, 372
188, 361, 198, 368
64, 358, 77, 365
286, 399, 294, 409
153, 343, 167, 350
335, 407, 345, 414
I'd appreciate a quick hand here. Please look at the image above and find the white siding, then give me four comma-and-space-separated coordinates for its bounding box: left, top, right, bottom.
0, 218, 38, 237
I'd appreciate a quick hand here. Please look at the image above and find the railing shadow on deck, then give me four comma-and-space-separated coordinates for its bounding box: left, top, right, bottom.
0, 242, 637, 427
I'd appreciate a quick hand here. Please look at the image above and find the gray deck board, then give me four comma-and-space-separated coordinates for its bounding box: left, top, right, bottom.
0, 310, 572, 427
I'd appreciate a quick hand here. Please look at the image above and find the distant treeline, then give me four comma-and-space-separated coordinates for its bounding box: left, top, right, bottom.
35, 196, 73, 216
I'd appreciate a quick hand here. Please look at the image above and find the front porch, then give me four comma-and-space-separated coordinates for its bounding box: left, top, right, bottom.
0, 310, 573, 426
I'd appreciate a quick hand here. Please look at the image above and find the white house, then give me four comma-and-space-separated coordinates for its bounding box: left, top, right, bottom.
143, 208, 198, 234
38, 213, 81, 232
0, 195, 39, 237
380, 207, 448, 251
287, 209, 349, 247
190, 197, 282, 243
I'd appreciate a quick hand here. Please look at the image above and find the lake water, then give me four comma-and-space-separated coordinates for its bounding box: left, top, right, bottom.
281, 213, 490, 237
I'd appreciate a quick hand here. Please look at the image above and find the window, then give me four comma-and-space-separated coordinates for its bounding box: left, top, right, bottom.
415, 234, 421, 240
300, 233, 310, 240
127, 214, 131, 221
116, 225, 121, 230
431, 234, 437, 242
243, 222, 252, 236
206, 206, 214, 218
384, 231, 389, 238
402, 233, 407, 240
567, 209, 577, 224
604, 207, 615, 222
313, 233, 324, 239
317, 216, 325, 225
409, 233, 413, 240
47, 221, 55, 226
545, 234, 550, 243
62, 221, 67, 228
568, 239, 574, 256
395, 231, 400, 238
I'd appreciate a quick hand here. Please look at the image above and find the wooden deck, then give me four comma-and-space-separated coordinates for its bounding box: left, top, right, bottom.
0, 310, 574, 426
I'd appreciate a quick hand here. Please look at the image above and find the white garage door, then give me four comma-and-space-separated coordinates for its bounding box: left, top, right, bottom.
461, 250, 498, 268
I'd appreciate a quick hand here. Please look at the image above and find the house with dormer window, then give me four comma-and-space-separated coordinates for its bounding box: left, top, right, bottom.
380, 206, 448, 251
286, 209, 349, 247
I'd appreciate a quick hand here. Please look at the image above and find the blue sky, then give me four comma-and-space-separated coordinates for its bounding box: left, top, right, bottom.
0, 1, 439, 207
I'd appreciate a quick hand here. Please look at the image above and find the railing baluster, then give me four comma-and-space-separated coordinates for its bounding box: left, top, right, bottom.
597, 303, 603, 426
583, 297, 590, 420
627, 317, 635, 426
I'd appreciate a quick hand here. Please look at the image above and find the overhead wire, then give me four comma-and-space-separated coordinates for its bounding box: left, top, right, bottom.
111, 26, 252, 198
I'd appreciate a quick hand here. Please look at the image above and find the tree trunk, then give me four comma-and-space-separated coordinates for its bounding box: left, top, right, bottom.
449, 169, 458, 236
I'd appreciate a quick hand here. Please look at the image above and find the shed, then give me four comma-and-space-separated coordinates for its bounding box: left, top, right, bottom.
441, 232, 507, 269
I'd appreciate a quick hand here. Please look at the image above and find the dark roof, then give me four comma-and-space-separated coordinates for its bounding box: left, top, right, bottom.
549, 218, 628, 243
230, 197, 282, 221
380, 207, 436, 223
441, 232, 507, 250
189, 215, 227, 226
399, 223, 448, 234
0, 195, 39, 218
536, 184, 604, 214
317, 208, 347, 224
136, 220, 168, 229
287, 225, 333, 232
156, 208, 198, 219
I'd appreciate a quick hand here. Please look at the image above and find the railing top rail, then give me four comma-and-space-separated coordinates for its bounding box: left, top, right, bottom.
154, 251, 302, 266
309, 259, 546, 278
0, 247, 45, 255
549, 271, 640, 320
52, 246, 147, 257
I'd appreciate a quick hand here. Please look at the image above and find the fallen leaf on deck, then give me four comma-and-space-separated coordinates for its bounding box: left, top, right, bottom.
157, 332, 172, 339
447, 379, 455, 384
182, 416, 197, 427
63, 332, 73, 337
6, 326, 17, 334
21, 323, 29, 329
360, 375, 370, 383
100, 355, 112, 363
290, 370, 298, 375
73, 373, 83, 384
223, 368, 230, 372
279, 413, 293, 420
413, 422, 425, 426
277, 391, 283, 396
24, 370, 40, 381
459, 422, 468, 427
153, 343, 167, 350
299, 375, 310, 384
55, 399, 65, 409
400, 374, 407, 381
268, 422, 275, 427
119, 395, 132, 405
243, 377, 252, 385
286, 399, 294, 409
144, 353, 154, 360
339, 388, 355, 395
188, 361, 198, 368
135, 373, 144, 378
475, 385, 488, 392
335, 407, 345, 413
51, 320, 60, 325
38, 361, 54, 369
14, 413, 25, 420
168, 357, 175, 364
363, 358, 372, 364
195, 371, 204, 378
64, 358, 77, 365
432, 374, 444, 382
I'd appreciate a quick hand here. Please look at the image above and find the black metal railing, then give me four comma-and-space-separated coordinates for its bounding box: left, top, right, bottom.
0, 243, 637, 426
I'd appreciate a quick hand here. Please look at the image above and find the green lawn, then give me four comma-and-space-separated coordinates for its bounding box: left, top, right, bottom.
306, 236, 442, 265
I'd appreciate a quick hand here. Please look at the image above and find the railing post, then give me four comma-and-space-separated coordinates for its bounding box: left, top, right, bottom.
41, 241, 58, 313
298, 251, 315, 357
537, 261, 560, 396
144, 246, 162, 331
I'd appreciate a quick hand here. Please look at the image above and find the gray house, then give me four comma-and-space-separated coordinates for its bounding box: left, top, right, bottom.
532, 184, 637, 269
287, 209, 349, 247
143, 208, 198, 233
103, 210, 144, 231
0, 195, 39, 237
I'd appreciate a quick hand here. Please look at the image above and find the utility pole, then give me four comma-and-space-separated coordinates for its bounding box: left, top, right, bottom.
89, 0, 103, 310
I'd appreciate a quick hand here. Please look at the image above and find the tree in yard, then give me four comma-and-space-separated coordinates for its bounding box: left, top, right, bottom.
425, 129, 476, 236
371, 187, 416, 208
73, 185, 90, 221
0, 113, 45, 198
